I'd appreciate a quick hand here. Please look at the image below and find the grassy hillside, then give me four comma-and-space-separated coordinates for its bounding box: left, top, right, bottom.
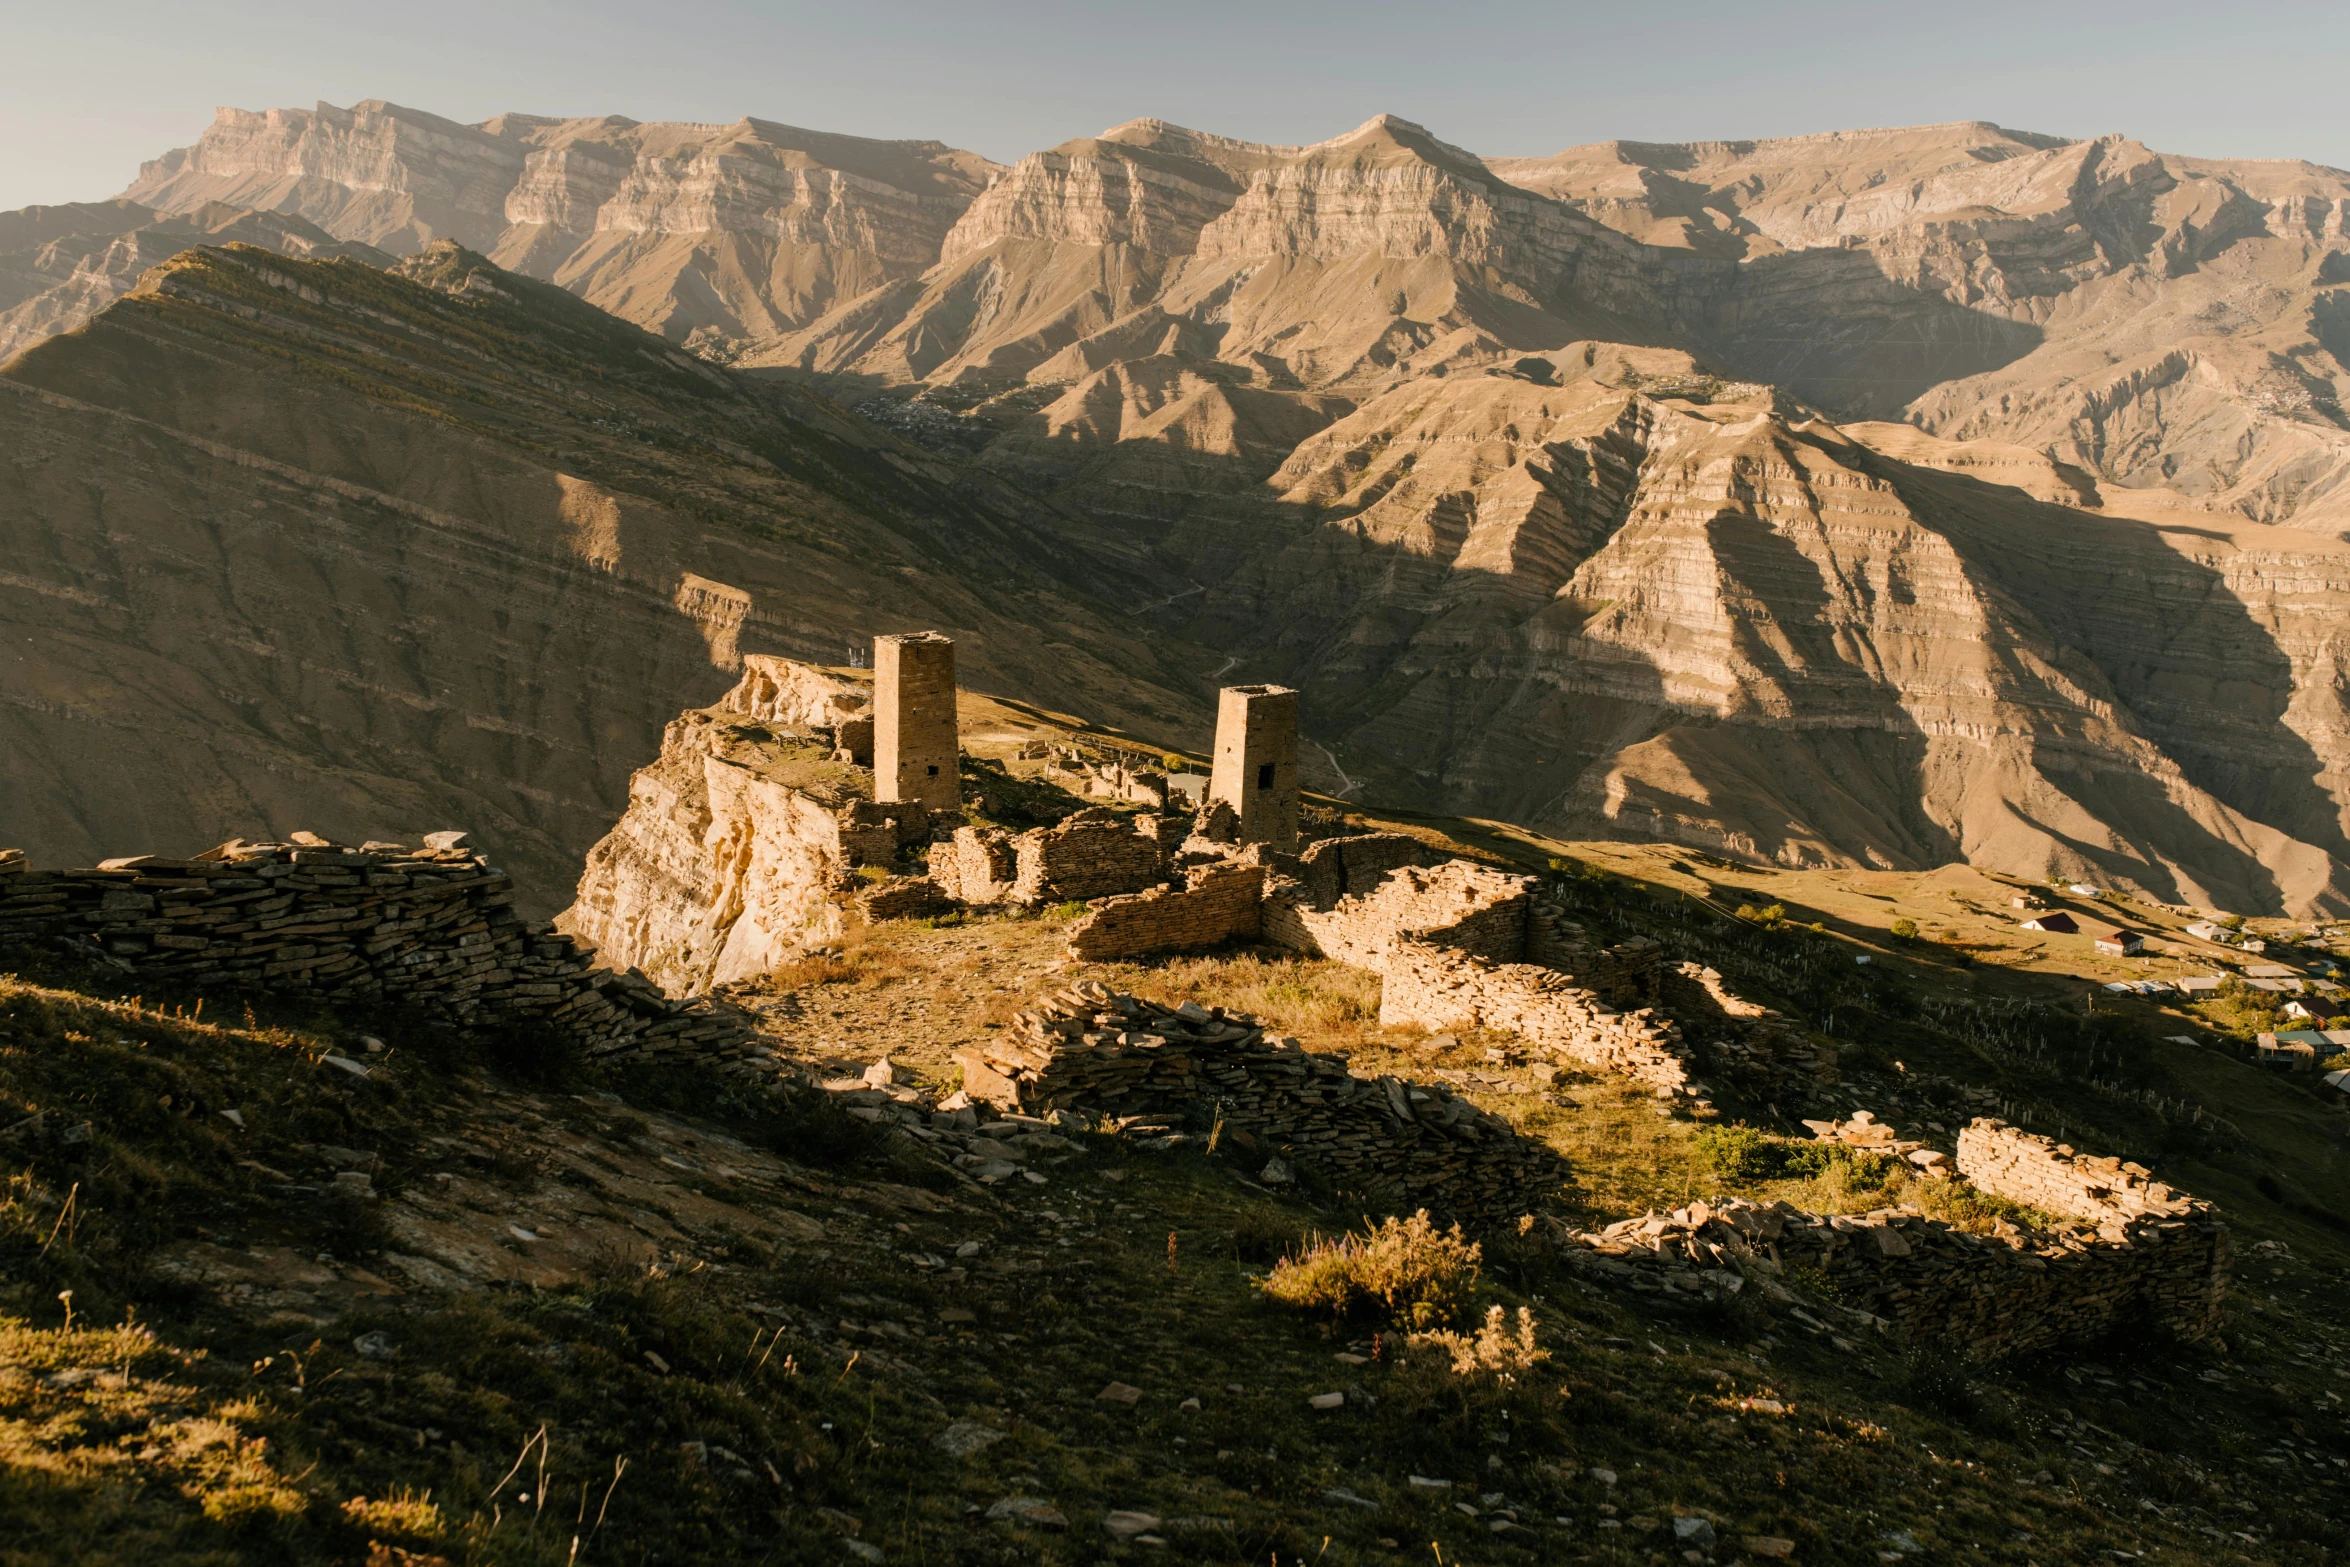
4, 785, 2346, 1563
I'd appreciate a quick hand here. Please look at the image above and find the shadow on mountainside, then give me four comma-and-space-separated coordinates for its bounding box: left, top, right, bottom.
1867, 456, 2350, 902
1703, 246, 2048, 419
1153, 425, 2347, 912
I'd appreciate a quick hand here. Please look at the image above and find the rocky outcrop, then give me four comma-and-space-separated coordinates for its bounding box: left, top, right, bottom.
556, 682, 934, 996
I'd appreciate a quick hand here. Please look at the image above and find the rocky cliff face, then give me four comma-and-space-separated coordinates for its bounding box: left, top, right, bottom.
123, 101, 537, 253
107, 104, 2350, 528
118, 101, 999, 358
557, 691, 871, 995
1496, 123, 2350, 526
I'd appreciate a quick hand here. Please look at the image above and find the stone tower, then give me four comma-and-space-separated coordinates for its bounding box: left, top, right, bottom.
874, 632, 959, 813
1208, 684, 1299, 850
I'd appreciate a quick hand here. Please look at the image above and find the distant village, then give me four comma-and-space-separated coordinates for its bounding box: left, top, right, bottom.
2003, 881, 2350, 1090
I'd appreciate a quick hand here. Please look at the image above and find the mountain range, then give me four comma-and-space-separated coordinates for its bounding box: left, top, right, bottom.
6, 99, 2350, 914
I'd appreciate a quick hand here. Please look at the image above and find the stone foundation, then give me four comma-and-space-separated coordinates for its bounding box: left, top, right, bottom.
0, 839, 756, 1066
956, 980, 1565, 1230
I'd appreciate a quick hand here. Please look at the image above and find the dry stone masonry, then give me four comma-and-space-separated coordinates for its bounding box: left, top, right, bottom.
1063, 862, 1268, 961
928, 810, 1174, 908
1955, 1119, 2203, 1227
0, 837, 757, 1066
875, 631, 960, 814
1562, 1117, 2227, 1360
953, 980, 1566, 1229
1208, 684, 1300, 852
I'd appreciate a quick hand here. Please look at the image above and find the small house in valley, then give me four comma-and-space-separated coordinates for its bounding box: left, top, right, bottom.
2084, 923, 2144, 956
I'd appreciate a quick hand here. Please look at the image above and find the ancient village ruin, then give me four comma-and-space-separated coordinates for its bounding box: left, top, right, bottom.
0, 631, 2234, 1360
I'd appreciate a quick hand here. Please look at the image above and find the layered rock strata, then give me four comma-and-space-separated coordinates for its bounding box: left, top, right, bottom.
956, 980, 1566, 1229
0, 839, 753, 1066
119, 101, 999, 352
0, 199, 388, 365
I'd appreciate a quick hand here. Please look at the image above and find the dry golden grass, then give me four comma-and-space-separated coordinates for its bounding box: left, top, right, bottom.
761, 922, 921, 991
1110, 952, 1385, 1049
1262, 1210, 1482, 1329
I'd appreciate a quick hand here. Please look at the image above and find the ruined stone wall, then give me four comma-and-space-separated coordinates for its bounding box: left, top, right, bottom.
928, 826, 1017, 905
927, 812, 1170, 908
1265, 860, 1534, 968
1292, 832, 1446, 911
1379, 940, 1701, 1102
1665, 960, 1820, 1093
1065, 863, 1265, 961
1529, 904, 1664, 1010
1956, 1119, 2205, 1225
956, 981, 1565, 1230
1008, 810, 1167, 904
0, 841, 755, 1066
854, 875, 954, 922
1565, 1167, 2229, 1361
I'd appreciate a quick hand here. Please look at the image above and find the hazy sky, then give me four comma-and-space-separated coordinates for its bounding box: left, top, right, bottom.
4, 0, 2346, 209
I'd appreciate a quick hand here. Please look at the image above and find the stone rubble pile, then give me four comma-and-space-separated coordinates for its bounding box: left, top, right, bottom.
950, 979, 1565, 1229
1560, 1118, 2228, 1360
1798, 1110, 1951, 1176
0, 837, 757, 1066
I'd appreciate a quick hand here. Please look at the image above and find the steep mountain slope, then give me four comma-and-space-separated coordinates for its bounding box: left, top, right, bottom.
1157, 353, 2350, 914
0, 241, 1204, 910
760, 113, 1685, 392
112, 104, 2350, 527
117, 99, 1000, 357
0, 198, 386, 363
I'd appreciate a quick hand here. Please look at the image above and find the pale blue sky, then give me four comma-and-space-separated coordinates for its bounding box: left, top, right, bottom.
3, 0, 2345, 210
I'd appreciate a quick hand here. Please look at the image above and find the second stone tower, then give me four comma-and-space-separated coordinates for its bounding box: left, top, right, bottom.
1209, 683, 1299, 850
874, 631, 960, 813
